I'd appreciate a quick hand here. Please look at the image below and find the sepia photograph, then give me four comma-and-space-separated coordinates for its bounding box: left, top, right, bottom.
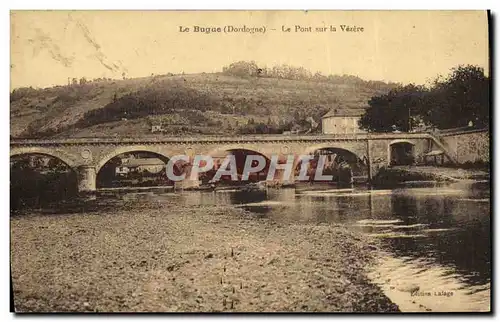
9, 10, 491, 313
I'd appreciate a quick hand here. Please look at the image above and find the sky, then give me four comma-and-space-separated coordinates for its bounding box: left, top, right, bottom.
10, 10, 489, 89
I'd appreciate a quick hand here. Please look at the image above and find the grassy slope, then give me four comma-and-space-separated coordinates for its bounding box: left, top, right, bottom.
10, 73, 393, 138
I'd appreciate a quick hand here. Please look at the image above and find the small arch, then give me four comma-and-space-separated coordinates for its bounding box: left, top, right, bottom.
389, 139, 417, 146
389, 140, 415, 166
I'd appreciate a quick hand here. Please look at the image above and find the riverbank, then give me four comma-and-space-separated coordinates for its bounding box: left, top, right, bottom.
373, 166, 489, 186
11, 199, 399, 312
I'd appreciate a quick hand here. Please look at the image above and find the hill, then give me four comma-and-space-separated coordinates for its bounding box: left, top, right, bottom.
10, 72, 396, 138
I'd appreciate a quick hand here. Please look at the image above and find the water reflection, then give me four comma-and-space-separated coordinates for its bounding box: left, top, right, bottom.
382, 190, 490, 286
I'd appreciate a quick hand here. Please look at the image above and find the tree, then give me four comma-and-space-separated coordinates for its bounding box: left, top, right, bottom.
47, 157, 68, 173
423, 65, 489, 129
359, 84, 428, 132
267, 117, 275, 127
293, 110, 301, 122
359, 65, 490, 132
222, 61, 260, 77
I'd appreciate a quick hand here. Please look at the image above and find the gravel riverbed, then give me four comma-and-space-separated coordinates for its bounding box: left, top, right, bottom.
11, 199, 399, 312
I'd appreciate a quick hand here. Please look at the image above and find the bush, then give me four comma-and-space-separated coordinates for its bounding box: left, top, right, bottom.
74, 85, 216, 128
10, 87, 40, 102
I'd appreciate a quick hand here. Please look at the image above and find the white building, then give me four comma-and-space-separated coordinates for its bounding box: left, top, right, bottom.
321, 108, 366, 135
115, 157, 165, 176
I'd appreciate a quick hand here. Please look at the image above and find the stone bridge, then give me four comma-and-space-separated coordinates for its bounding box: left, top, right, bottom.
10, 133, 454, 193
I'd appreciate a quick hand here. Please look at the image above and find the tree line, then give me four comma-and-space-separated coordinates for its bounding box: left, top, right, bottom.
359, 65, 490, 132
221, 61, 397, 91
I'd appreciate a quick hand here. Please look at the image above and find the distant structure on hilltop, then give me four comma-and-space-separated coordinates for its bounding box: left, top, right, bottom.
321, 108, 367, 135
151, 124, 163, 133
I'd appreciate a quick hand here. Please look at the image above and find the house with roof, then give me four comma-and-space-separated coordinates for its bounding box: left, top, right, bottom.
321, 108, 367, 135
115, 157, 166, 176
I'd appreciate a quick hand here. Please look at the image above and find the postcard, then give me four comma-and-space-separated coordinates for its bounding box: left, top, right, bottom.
10, 10, 490, 313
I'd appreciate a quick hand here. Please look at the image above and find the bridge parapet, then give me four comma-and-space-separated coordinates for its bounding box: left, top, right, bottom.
10, 132, 436, 146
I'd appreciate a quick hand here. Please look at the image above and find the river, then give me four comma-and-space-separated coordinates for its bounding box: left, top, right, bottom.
11, 180, 491, 312
119, 181, 490, 312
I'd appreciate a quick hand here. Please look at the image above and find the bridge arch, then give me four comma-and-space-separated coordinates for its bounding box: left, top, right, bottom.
203, 146, 273, 183
10, 147, 79, 209
302, 144, 364, 159
205, 145, 272, 160
95, 145, 176, 174
10, 147, 77, 169
95, 145, 190, 189
300, 144, 369, 182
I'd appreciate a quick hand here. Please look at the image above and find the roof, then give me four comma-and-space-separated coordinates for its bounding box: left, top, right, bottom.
322, 108, 366, 118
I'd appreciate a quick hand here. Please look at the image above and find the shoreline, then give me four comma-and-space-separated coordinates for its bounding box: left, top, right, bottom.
11, 201, 399, 312
372, 166, 489, 187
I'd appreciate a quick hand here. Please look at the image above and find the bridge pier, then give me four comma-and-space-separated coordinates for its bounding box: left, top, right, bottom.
77, 165, 96, 194
267, 167, 296, 187
366, 140, 373, 181
265, 177, 295, 187
173, 164, 201, 190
